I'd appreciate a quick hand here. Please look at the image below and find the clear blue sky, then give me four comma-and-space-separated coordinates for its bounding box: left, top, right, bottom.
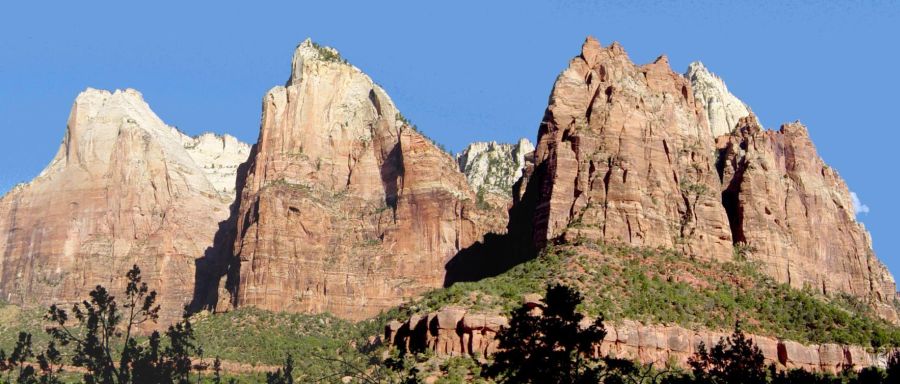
2, 1, 898, 278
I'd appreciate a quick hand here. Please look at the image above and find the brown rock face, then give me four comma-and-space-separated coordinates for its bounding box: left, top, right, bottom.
516, 36, 733, 258
229, 40, 499, 320
717, 116, 897, 319
0, 89, 247, 322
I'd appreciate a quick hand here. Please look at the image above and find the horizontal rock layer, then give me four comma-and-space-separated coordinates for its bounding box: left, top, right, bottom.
384, 307, 892, 373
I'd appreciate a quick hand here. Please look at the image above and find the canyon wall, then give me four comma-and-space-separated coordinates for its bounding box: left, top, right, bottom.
227, 40, 503, 320
0, 89, 248, 322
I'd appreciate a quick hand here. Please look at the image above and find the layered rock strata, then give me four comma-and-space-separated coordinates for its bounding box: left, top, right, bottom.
0, 88, 248, 322
385, 307, 891, 373
229, 40, 502, 320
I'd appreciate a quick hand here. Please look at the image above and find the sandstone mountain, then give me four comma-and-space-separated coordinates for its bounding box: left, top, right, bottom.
456, 138, 535, 197
223, 40, 504, 320
511, 36, 897, 319
0, 88, 249, 322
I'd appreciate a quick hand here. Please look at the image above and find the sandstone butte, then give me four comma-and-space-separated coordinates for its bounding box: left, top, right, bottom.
0, 88, 250, 323
221, 40, 506, 320
512, 36, 898, 321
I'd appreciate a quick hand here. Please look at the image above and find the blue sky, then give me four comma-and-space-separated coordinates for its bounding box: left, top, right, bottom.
2, 1, 898, 277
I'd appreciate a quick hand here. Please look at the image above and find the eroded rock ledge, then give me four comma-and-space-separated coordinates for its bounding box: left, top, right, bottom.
384, 306, 892, 373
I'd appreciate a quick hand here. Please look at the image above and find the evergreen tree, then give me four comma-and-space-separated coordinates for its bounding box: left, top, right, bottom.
484, 284, 609, 383
686, 323, 766, 384
43, 265, 200, 384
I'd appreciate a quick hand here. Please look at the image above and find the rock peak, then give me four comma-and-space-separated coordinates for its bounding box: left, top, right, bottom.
685, 61, 753, 137
289, 38, 350, 85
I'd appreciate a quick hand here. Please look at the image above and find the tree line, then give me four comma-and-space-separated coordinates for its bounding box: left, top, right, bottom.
2, 269, 898, 383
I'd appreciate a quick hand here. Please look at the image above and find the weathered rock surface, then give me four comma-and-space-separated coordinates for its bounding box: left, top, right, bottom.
457, 138, 534, 196
515, 36, 734, 259
0, 88, 248, 322
179, 132, 251, 196
717, 116, 898, 320
511, 37, 897, 319
685, 61, 753, 137
229, 40, 502, 320
385, 307, 892, 373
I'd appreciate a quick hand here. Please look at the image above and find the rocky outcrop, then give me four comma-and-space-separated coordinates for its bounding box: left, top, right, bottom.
457, 138, 534, 196
228, 40, 502, 320
685, 61, 753, 137
385, 307, 891, 373
511, 37, 897, 319
717, 116, 898, 320
0, 88, 249, 322
515, 36, 734, 259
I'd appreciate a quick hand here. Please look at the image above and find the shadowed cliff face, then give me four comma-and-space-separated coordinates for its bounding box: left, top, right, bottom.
0, 88, 249, 323
512, 37, 897, 320
228, 40, 505, 320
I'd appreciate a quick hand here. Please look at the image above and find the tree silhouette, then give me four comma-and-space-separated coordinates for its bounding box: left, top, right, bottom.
887, 350, 900, 383
686, 323, 766, 384
484, 284, 610, 383
266, 354, 295, 384
43, 265, 199, 384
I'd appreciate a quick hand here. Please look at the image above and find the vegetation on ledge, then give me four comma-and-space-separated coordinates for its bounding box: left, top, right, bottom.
384, 239, 900, 349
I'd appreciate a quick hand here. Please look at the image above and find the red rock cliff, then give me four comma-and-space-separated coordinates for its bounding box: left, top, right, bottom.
514, 37, 897, 319
229, 40, 501, 320
516, 36, 733, 259
718, 116, 897, 320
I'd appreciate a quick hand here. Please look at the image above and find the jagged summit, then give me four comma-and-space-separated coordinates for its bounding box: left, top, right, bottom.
514, 37, 898, 321
685, 61, 753, 137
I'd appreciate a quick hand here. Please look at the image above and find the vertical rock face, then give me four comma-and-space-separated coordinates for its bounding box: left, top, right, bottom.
685, 62, 753, 137
0, 88, 248, 322
514, 36, 897, 320
457, 138, 535, 196
516, 37, 734, 259
717, 116, 897, 320
230, 40, 499, 320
